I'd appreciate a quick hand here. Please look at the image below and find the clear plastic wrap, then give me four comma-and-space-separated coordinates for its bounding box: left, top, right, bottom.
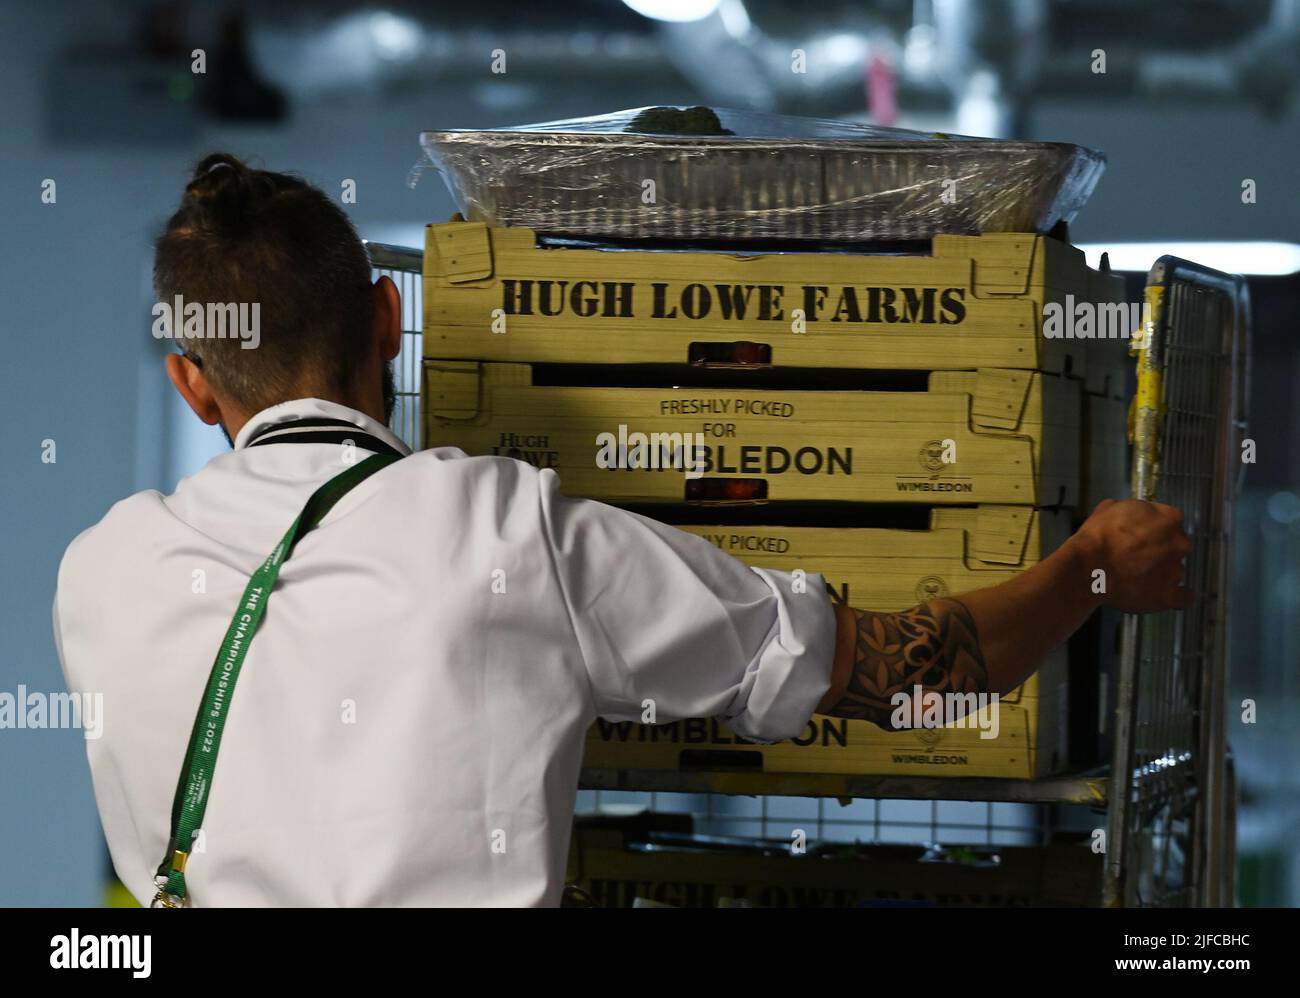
415, 106, 1105, 244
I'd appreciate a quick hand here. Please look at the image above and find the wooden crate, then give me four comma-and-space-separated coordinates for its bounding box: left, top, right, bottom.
1082, 260, 1133, 400
1078, 267, 1133, 399
673, 505, 1073, 605
581, 507, 1073, 779
423, 361, 1082, 507
568, 825, 1103, 907
422, 223, 1128, 386
1080, 391, 1130, 513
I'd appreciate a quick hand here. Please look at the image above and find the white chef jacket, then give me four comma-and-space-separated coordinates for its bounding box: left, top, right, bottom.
53, 397, 836, 907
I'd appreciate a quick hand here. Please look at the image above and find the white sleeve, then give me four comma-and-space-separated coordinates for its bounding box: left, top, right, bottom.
51, 591, 67, 684
538, 469, 837, 743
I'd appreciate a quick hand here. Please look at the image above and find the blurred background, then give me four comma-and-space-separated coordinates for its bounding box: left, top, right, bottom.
1, 0, 1297, 906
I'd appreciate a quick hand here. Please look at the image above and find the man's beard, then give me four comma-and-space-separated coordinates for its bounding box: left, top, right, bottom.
217, 360, 398, 448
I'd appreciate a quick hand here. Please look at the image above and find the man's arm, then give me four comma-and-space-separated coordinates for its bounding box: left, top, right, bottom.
817, 499, 1194, 726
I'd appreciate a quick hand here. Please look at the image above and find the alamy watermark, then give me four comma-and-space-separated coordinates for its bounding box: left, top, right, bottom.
595, 425, 706, 480
0, 686, 103, 739
1042, 296, 1150, 340
151, 294, 260, 350
50, 930, 150, 977
889, 685, 1000, 739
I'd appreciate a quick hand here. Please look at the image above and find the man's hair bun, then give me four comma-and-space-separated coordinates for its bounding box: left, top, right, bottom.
182, 154, 277, 233
187, 152, 247, 192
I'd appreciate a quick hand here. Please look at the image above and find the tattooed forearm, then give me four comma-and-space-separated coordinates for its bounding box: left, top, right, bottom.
821, 599, 989, 728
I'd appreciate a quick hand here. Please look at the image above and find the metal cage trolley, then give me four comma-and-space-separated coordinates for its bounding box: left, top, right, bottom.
1105, 257, 1249, 907
365, 241, 425, 450
367, 241, 1249, 907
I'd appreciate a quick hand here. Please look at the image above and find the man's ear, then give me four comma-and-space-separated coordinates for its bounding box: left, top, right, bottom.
165, 353, 223, 425
372, 275, 402, 362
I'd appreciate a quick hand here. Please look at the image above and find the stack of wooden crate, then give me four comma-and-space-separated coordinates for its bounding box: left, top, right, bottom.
566, 816, 1104, 907
420, 220, 1130, 780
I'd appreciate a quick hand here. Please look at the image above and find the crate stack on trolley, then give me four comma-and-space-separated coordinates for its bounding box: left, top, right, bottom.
389, 106, 1241, 906
420, 223, 1130, 783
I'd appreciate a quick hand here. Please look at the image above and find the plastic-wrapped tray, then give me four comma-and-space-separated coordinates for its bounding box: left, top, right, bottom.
417, 106, 1105, 245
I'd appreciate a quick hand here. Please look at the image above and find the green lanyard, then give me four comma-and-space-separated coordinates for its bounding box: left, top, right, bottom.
152, 452, 401, 908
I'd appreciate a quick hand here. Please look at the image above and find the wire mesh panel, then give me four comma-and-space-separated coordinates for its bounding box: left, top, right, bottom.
1105, 258, 1249, 906
365, 241, 424, 450
575, 790, 1047, 847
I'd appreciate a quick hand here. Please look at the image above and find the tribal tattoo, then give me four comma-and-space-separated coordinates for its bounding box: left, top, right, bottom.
823, 599, 989, 728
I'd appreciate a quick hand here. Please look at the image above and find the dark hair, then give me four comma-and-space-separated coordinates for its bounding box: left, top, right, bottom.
153, 153, 373, 413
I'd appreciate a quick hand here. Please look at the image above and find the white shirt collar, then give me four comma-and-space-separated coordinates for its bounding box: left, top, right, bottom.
233, 398, 413, 456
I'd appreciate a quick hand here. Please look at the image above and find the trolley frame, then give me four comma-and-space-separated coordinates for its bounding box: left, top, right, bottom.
367, 242, 1247, 907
